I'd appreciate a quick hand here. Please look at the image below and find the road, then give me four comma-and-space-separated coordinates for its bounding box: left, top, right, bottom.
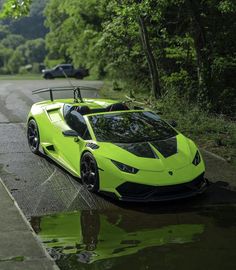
0, 79, 236, 270
0, 79, 114, 218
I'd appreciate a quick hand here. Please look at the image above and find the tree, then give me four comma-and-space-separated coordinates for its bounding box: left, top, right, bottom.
99, 0, 163, 98
17, 38, 46, 64
0, 24, 10, 39
7, 49, 24, 73
0, 43, 13, 68
1, 33, 25, 49
0, 0, 32, 19
2, 0, 235, 115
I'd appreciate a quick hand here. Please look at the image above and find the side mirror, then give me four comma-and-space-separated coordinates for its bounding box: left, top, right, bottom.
62, 130, 79, 137
169, 120, 177, 128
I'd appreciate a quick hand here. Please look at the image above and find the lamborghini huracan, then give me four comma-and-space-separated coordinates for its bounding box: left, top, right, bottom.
27, 86, 208, 201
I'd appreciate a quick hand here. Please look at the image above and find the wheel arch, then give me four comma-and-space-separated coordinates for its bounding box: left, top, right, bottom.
27, 116, 35, 123
80, 149, 92, 159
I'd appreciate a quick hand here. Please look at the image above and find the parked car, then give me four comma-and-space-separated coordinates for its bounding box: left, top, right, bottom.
42, 64, 89, 79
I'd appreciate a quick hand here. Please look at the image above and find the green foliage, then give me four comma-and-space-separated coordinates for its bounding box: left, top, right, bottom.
0, 43, 13, 67
44, 0, 106, 76
17, 38, 46, 64
0, 0, 235, 117
44, 58, 64, 68
0, 0, 32, 19
0, 1, 47, 74
7, 49, 24, 73
0, 0, 47, 39
0, 24, 10, 38
1, 33, 25, 49
218, 0, 236, 13
158, 92, 236, 162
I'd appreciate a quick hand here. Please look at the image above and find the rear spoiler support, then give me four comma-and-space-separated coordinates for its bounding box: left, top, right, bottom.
32, 86, 98, 103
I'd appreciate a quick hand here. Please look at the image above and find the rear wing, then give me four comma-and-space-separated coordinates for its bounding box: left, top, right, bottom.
32, 86, 97, 103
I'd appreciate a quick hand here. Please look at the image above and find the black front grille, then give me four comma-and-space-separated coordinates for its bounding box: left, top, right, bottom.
116, 173, 206, 201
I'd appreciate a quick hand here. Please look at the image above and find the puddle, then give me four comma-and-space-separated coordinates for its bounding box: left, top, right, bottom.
31, 206, 236, 270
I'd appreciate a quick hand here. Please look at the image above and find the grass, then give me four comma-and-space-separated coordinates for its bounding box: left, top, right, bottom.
0, 73, 99, 81
0, 74, 43, 80
100, 81, 236, 165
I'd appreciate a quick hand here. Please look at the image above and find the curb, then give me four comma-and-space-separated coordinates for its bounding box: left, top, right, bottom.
0, 177, 60, 270
201, 148, 227, 162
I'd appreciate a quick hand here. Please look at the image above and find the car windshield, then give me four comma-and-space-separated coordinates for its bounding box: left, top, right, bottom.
88, 111, 177, 143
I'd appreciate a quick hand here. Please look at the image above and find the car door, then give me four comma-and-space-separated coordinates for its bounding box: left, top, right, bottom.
66, 65, 74, 77
54, 110, 91, 176
53, 66, 63, 77
43, 105, 80, 176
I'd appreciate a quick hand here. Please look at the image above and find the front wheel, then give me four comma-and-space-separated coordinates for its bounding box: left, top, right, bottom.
80, 152, 99, 192
44, 73, 53, 79
27, 119, 40, 154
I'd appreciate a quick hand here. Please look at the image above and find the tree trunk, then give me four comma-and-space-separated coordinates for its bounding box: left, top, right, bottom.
186, 0, 212, 104
138, 15, 161, 99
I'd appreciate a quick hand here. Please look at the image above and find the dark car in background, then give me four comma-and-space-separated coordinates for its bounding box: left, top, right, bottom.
42, 64, 89, 79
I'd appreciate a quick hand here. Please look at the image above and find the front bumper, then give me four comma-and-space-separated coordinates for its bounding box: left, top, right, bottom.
103, 173, 208, 202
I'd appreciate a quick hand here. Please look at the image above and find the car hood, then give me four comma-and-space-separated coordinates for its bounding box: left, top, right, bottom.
94, 134, 197, 172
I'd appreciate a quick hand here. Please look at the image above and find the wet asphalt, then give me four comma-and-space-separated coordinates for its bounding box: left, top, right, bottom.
0, 79, 236, 270
0, 79, 112, 218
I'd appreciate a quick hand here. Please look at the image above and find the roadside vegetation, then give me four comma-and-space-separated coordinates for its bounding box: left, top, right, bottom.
0, 0, 47, 74
0, 0, 235, 163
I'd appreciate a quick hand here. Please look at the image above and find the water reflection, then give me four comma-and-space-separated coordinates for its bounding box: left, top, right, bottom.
31, 210, 204, 267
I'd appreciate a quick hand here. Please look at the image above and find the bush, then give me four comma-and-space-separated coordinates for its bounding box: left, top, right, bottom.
0, 67, 9, 74
19, 66, 30, 74
44, 58, 65, 68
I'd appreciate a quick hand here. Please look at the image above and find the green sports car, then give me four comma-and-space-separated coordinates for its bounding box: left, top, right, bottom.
27, 86, 208, 201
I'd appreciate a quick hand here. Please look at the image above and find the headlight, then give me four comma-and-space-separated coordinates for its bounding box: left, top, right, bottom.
111, 160, 139, 174
192, 151, 201, 166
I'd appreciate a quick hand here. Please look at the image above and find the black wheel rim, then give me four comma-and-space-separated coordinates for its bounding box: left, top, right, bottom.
81, 156, 97, 190
27, 122, 39, 151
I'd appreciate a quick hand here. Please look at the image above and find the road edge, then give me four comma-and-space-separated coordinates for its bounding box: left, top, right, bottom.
0, 177, 60, 270
201, 148, 227, 162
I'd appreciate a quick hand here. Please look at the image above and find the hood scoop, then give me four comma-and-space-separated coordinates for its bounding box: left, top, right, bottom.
151, 137, 177, 158
115, 142, 157, 158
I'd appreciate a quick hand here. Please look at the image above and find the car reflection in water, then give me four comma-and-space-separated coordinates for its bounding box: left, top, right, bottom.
31, 210, 204, 269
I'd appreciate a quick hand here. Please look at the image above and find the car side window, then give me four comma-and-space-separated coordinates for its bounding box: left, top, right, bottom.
65, 110, 91, 140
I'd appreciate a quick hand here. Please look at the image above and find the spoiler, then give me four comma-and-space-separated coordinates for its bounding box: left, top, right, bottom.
32, 86, 97, 103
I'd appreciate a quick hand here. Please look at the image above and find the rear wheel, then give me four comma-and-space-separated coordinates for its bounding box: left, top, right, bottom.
80, 152, 99, 192
27, 119, 40, 154
75, 72, 83, 79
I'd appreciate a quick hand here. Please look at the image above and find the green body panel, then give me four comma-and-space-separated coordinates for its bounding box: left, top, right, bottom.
38, 211, 204, 263
27, 98, 205, 198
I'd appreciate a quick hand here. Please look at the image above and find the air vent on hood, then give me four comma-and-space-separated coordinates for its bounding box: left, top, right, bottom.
115, 142, 157, 158
86, 143, 99, 150
151, 137, 177, 158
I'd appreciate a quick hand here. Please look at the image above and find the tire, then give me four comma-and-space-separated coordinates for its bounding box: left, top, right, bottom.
27, 119, 40, 154
44, 73, 53, 79
80, 152, 99, 192
75, 73, 83, 80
